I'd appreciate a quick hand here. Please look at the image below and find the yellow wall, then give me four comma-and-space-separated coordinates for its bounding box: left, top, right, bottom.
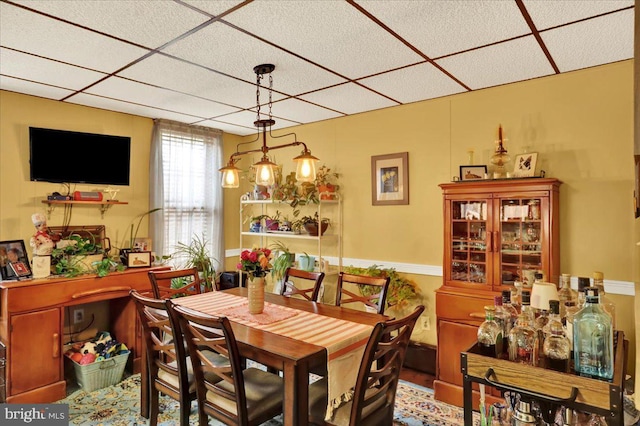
2, 59, 636, 375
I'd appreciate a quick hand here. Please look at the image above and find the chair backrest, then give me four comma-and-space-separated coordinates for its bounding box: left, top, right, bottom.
349, 305, 425, 425
336, 272, 390, 314
130, 290, 189, 400
148, 267, 203, 299
280, 267, 325, 302
166, 300, 250, 425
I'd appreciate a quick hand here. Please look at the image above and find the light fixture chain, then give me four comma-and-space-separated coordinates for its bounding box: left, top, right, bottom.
268, 73, 273, 120
256, 70, 262, 122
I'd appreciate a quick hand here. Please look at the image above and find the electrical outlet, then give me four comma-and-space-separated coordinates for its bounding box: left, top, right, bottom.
421, 317, 431, 331
73, 308, 84, 324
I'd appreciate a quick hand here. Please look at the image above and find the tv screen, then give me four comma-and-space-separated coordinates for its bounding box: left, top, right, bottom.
29, 127, 131, 186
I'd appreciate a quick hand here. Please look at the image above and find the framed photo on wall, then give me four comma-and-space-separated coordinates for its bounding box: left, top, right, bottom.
0, 240, 31, 281
513, 152, 538, 177
371, 152, 409, 206
459, 165, 487, 181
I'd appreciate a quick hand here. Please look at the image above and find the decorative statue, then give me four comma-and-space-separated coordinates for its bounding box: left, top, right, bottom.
29, 213, 57, 256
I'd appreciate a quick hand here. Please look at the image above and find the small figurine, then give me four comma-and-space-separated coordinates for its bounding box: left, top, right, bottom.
29, 213, 57, 256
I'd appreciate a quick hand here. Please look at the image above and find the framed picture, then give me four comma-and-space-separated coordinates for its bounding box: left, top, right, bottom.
371, 152, 409, 206
459, 165, 487, 181
0, 240, 31, 280
133, 237, 152, 252
513, 152, 538, 177
127, 251, 152, 268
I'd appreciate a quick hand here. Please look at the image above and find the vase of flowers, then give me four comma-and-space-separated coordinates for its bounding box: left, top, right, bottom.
237, 247, 272, 314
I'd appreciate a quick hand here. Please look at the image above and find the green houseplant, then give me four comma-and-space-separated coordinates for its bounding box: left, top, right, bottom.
173, 234, 217, 290
294, 212, 330, 236
51, 233, 105, 277
343, 264, 419, 309
269, 241, 295, 284
315, 164, 340, 200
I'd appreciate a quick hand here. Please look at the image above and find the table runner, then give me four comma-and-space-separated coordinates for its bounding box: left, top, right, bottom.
173, 291, 374, 421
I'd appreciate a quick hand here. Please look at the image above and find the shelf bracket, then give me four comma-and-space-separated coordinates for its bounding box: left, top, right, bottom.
99, 204, 112, 219
45, 203, 55, 219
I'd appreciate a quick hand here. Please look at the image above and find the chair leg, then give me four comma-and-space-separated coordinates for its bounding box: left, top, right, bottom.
179, 397, 191, 426
149, 388, 160, 426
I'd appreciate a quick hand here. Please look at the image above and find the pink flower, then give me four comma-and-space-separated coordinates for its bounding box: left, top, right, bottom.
236, 262, 243, 270
249, 251, 258, 262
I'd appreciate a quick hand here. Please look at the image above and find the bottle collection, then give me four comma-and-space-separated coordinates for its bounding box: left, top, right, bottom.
476, 271, 617, 425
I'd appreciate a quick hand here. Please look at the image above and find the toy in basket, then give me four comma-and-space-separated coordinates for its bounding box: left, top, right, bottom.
65, 331, 130, 392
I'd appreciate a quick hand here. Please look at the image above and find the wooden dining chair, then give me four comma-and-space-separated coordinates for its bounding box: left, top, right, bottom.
166, 300, 285, 426
308, 305, 425, 426
280, 267, 325, 302
130, 289, 196, 426
148, 267, 203, 299
335, 272, 391, 315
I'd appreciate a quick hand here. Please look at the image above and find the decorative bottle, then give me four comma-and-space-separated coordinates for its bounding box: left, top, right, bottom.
477, 306, 503, 358
592, 271, 616, 330
577, 277, 590, 308
520, 290, 535, 323
493, 295, 509, 356
542, 300, 571, 372
501, 290, 519, 329
573, 288, 614, 380
508, 313, 536, 365
557, 273, 576, 318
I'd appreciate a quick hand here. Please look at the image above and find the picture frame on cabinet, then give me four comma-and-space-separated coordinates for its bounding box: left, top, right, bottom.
133, 237, 152, 251
371, 152, 409, 206
459, 165, 487, 181
127, 251, 152, 268
0, 240, 31, 281
513, 152, 538, 177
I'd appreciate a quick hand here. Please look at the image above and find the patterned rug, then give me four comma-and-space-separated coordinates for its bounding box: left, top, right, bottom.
57, 373, 478, 425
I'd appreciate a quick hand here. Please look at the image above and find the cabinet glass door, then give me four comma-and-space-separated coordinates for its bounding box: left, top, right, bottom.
499, 197, 543, 287
450, 200, 488, 284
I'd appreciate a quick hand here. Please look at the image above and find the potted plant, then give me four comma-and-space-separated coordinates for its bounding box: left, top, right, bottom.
51, 233, 106, 277
269, 241, 295, 291
118, 208, 161, 264
315, 165, 340, 200
295, 212, 330, 236
172, 234, 217, 291
343, 264, 419, 310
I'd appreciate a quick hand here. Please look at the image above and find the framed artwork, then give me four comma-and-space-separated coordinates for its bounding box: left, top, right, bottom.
371, 152, 409, 206
0, 240, 31, 280
459, 165, 487, 181
133, 237, 152, 252
513, 152, 538, 177
127, 251, 152, 268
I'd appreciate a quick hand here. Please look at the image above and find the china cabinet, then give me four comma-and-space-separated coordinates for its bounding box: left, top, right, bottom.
239, 194, 342, 282
434, 178, 561, 407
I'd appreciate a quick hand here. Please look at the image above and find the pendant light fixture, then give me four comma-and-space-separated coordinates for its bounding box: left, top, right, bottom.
219, 64, 318, 188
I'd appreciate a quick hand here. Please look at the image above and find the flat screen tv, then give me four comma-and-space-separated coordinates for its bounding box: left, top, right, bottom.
29, 127, 131, 186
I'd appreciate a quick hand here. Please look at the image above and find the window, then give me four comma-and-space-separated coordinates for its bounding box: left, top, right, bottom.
149, 119, 224, 270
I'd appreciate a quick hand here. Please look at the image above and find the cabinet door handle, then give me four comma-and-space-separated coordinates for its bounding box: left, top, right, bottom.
492, 231, 498, 253
484, 368, 578, 403
486, 232, 492, 252
53, 333, 59, 358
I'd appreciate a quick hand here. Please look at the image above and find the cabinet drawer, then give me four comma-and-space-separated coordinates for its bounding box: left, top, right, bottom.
436, 290, 495, 325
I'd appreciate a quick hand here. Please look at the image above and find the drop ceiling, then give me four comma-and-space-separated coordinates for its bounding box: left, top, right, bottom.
0, 0, 634, 136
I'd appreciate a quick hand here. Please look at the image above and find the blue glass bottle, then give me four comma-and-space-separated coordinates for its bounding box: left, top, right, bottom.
573, 288, 613, 380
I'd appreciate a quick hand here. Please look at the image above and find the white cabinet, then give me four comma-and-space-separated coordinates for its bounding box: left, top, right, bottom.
239, 195, 342, 279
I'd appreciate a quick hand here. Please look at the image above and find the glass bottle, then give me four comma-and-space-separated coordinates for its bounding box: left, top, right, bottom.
577, 277, 590, 308
542, 300, 571, 372
563, 301, 579, 352
511, 281, 522, 312
557, 273, 576, 318
520, 290, 535, 322
508, 313, 536, 365
477, 305, 503, 358
501, 290, 519, 329
592, 271, 616, 330
573, 288, 614, 380
493, 295, 509, 356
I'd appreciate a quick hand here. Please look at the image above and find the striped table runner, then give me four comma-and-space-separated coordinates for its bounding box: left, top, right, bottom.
173, 291, 374, 421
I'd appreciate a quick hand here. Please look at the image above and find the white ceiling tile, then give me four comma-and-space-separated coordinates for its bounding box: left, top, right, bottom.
269, 98, 344, 124
161, 23, 346, 96
67, 93, 210, 126
540, 9, 634, 72
84, 77, 241, 119
436, 36, 555, 90
523, 0, 633, 30
0, 76, 74, 101
356, 0, 531, 58
359, 63, 467, 104
0, 3, 148, 73
13, 0, 210, 49
0, 48, 106, 91
221, 0, 424, 79
298, 83, 398, 115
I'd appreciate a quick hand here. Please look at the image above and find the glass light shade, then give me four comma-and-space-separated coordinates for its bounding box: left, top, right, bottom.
254, 157, 276, 186
219, 162, 240, 188
294, 150, 318, 182
530, 282, 559, 311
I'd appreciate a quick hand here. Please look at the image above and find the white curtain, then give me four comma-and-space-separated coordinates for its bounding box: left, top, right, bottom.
149, 119, 224, 272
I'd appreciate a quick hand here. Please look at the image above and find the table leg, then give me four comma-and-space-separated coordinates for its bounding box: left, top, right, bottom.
463, 377, 472, 426
283, 362, 308, 426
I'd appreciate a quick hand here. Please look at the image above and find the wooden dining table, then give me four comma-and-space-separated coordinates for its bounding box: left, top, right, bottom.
140, 287, 386, 426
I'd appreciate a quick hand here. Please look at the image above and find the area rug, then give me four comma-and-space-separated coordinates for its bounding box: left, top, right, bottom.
57, 373, 479, 425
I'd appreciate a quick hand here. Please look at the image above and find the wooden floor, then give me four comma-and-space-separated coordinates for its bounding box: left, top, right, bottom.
399, 366, 435, 389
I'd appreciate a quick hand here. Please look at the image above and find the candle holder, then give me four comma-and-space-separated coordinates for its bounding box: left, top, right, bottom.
490, 125, 510, 178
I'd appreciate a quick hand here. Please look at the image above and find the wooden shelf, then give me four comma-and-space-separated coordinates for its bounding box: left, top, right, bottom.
42, 199, 128, 218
